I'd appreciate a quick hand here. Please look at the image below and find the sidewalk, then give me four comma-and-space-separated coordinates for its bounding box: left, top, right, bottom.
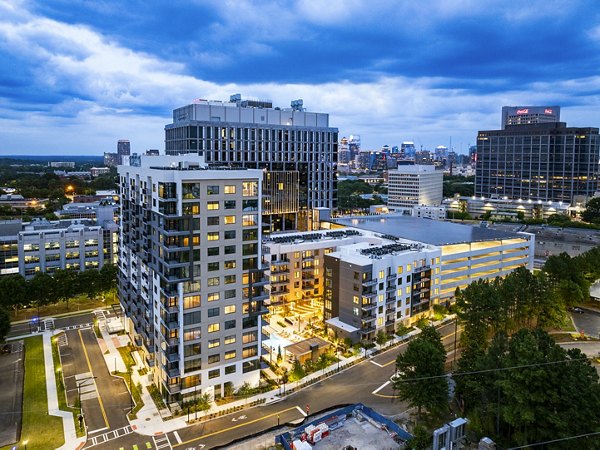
43, 331, 86, 450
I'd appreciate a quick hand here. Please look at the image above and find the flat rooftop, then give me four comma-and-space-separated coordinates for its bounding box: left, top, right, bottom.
332, 216, 525, 246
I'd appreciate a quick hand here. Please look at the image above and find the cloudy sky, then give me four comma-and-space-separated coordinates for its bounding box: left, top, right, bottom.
1, 0, 600, 155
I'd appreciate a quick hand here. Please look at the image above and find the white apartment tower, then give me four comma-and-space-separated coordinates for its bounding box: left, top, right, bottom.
388, 165, 443, 209
164, 95, 338, 232
118, 155, 267, 404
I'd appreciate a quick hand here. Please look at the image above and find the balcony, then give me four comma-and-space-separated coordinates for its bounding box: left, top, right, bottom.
167, 367, 180, 378
387, 273, 397, 281
145, 355, 155, 367
362, 292, 376, 299
360, 325, 376, 334
271, 260, 290, 266
166, 352, 179, 363
167, 337, 179, 346
362, 279, 377, 287
361, 303, 377, 311
270, 278, 289, 286
385, 296, 396, 304
165, 383, 181, 394
362, 314, 376, 322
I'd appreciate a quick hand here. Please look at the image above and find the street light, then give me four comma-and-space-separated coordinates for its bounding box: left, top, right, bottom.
23, 439, 28, 450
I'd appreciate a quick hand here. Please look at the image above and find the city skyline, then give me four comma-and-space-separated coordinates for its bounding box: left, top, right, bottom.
2, 0, 600, 154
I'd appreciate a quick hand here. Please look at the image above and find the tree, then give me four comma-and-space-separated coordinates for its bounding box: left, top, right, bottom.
457, 329, 600, 448
53, 269, 77, 310
407, 424, 432, 450
28, 272, 56, 317
375, 330, 389, 346
99, 263, 118, 293
582, 197, 600, 224
394, 325, 448, 420
0, 274, 27, 313
277, 345, 282, 364
0, 306, 10, 343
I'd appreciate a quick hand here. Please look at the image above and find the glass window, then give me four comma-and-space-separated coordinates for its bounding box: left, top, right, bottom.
224, 320, 236, 330
224, 305, 236, 314
225, 245, 236, 254
207, 292, 220, 302
224, 200, 236, 209
207, 201, 219, 210
208, 339, 220, 348
208, 323, 220, 333
225, 365, 236, 374
208, 354, 220, 364
224, 185, 235, 194
207, 232, 219, 241
207, 217, 219, 226
224, 289, 236, 299
225, 350, 236, 360
207, 185, 219, 195
224, 260, 236, 269
242, 214, 257, 227
224, 335, 236, 344
208, 247, 219, 256
242, 181, 258, 197
183, 295, 201, 309
207, 277, 220, 286
208, 307, 219, 317
224, 230, 236, 239
224, 275, 236, 284
224, 216, 236, 225
208, 262, 219, 271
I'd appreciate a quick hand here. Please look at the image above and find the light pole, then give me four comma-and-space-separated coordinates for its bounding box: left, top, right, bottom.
23, 439, 28, 450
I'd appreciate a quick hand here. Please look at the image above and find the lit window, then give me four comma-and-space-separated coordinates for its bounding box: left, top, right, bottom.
224, 305, 236, 314
207, 292, 220, 302
378, 270, 384, 279
208, 339, 220, 348
242, 181, 258, 197
224, 335, 236, 345
225, 350, 236, 360
224, 216, 236, 225
242, 214, 257, 226
407, 264, 412, 271
378, 294, 384, 302
207, 201, 219, 210
208, 323, 220, 333
207, 277, 220, 287
397, 266, 403, 274
224, 185, 236, 194
405, 287, 410, 294
207, 232, 219, 241
353, 295, 359, 304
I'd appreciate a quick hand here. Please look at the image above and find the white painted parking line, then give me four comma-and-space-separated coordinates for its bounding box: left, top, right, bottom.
370, 360, 384, 368
372, 380, 390, 395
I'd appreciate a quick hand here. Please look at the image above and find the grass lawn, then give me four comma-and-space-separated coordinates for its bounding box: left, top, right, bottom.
51, 335, 85, 438
0, 336, 64, 450
115, 345, 144, 419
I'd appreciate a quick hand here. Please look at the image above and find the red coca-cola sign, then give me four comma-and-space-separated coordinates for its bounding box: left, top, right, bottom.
544, 108, 553, 114
516, 109, 529, 115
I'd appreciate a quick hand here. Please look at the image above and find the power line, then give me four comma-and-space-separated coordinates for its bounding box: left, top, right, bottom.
394, 355, 593, 383
507, 431, 600, 449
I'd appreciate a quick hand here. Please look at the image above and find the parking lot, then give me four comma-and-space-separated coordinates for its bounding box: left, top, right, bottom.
571, 307, 600, 338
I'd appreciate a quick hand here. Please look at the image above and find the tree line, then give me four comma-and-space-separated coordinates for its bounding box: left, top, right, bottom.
394, 247, 600, 449
0, 264, 117, 342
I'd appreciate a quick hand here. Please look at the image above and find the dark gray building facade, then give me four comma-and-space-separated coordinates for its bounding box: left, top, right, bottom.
476, 122, 600, 202
164, 96, 338, 232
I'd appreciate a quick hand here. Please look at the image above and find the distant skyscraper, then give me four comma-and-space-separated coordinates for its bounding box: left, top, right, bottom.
501, 106, 560, 129
146, 149, 160, 156
164, 95, 338, 232
388, 165, 443, 209
348, 135, 360, 161
104, 152, 119, 167
400, 142, 416, 159
434, 146, 448, 162
338, 137, 351, 164
476, 116, 599, 202
117, 139, 131, 165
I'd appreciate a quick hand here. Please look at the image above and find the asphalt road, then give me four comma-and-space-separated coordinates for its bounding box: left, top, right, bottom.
60, 327, 131, 438
91, 321, 460, 450
8, 311, 94, 339
0, 341, 24, 448
571, 307, 600, 338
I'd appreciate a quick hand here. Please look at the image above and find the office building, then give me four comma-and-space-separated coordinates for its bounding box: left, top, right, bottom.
117, 139, 131, 164
476, 121, 600, 202
387, 165, 443, 210
164, 95, 338, 232
146, 149, 160, 156
444, 195, 571, 220
501, 106, 560, 129
118, 154, 266, 404
0, 204, 117, 278
104, 152, 119, 167
90, 167, 110, 177
48, 161, 75, 168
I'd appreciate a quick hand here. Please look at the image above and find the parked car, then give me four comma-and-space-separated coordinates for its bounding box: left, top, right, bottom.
569, 307, 585, 314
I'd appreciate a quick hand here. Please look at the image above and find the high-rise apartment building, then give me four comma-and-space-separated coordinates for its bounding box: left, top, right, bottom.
387, 165, 443, 209
118, 154, 267, 404
476, 121, 600, 202
501, 106, 560, 129
117, 139, 131, 164
164, 95, 338, 232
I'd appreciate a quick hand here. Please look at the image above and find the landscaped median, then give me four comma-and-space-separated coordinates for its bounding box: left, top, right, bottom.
114, 345, 144, 419
0, 336, 63, 450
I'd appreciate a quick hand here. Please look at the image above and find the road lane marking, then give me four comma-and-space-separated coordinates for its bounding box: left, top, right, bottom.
175, 407, 300, 448
173, 431, 182, 444
370, 360, 384, 367
78, 328, 110, 430
372, 380, 390, 394
296, 405, 307, 417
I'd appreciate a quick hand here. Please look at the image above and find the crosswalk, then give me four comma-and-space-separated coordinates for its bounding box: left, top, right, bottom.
153, 433, 173, 450
85, 425, 134, 448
